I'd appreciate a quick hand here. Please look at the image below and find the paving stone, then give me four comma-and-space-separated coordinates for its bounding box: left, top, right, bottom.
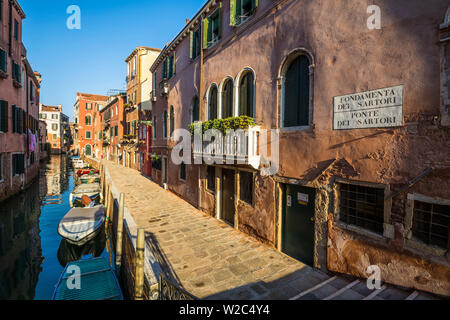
104, 161, 435, 300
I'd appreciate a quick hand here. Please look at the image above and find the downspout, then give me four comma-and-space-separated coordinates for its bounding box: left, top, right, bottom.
8, 0, 12, 55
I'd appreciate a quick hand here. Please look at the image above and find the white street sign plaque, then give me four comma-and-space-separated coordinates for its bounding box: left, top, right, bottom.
333, 85, 403, 130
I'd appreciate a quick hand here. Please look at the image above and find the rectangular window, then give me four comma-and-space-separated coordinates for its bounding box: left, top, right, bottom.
53, 134, 57, 140
12, 154, 24, 175
153, 116, 157, 139
14, 19, 18, 40
12, 61, 21, 84
115, 125, 118, 137
162, 58, 167, 80
86, 131, 91, 139
230, 0, 258, 26
338, 183, 385, 235
412, 200, 449, 251
207, 166, 215, 192
179, 162, 186, 181
190, 29, 201, 60
239, 171, 254, 205
163, 112, 167, 139
0, 48, 7, 73
52, 124, 58, 131
0, 100, 8, 132
86, 103, 92, 110
52, 114, 58, 119
204, 6, 222, 48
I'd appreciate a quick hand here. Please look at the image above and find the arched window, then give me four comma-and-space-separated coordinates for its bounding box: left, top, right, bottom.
208, 85, 218, 120
85, 144, 92, 156
239, 71, 254, 118
169, 106, 174, 137
163, 110, 167, 139
192, 96, 199, 122
283, 54, 311, 128
222, 79, 233, 118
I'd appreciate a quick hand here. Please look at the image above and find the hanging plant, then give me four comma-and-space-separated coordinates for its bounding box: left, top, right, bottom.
189, 116, 256, 135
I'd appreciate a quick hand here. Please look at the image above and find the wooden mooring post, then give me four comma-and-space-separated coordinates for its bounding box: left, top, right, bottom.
135, 228, 145, 300
115, 192, 125, 269
105, 183, 112, 220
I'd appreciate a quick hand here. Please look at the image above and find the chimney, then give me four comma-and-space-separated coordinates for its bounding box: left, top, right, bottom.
186, 18, 190, 25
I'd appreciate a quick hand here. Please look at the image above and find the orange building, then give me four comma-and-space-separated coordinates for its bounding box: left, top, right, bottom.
100, 94, 126, 163
124, 47, 160, 170
73, 93, 108, 158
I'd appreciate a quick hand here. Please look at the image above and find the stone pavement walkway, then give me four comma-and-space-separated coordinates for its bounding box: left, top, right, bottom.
102, 160, 440, 300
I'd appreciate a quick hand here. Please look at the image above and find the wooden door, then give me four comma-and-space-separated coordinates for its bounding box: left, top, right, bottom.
221, 169, 235, 226
282, 184, 315, 266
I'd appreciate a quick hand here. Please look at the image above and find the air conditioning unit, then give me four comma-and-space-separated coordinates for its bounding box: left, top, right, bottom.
152, 96, 157, 102
163, 85, 169, 95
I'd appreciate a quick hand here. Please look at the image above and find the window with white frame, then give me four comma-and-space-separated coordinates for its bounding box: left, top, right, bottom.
208, 85, 218, 120
282, 53, 311, 128
238, 71, 254, 118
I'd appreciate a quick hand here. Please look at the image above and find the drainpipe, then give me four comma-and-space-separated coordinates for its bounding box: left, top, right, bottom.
8, 0, 12, 55
200, 15, 205, 121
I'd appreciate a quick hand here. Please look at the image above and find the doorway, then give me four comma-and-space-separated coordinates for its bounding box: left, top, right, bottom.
221, 169, 235, 226
162, 157, 168, 185
281, 184, 316, 266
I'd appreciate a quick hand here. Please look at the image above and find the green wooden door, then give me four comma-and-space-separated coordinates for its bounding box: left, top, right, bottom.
222, 169, 235, 226
282, 185, 315, 266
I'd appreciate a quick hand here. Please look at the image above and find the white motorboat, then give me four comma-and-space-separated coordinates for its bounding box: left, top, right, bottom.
58, 206, 106, 245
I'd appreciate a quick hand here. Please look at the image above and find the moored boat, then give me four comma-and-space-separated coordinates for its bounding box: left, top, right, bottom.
79, 174, 101, 184
57, 205, 106, 245
69, 183, 101, 207
52, 257, 123, 300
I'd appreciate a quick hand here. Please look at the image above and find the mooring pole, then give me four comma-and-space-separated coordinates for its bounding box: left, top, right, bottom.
116, 192, 125, 269
105, 183, 111, 218
135, 228, 145, 300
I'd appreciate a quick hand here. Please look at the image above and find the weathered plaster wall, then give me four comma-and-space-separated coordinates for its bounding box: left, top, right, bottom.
328, 219, 450, 297
237, 174, 276, 245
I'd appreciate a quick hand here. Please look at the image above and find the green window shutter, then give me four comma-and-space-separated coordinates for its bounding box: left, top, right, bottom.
0, 49, 6, 72
12, 105, 15, 132
230, 0, 237, 26
189, 31, 194, 60
173, 51, 176, 75
218, 2, 223, 38
4, 100, 8, 132
0, 100, 6, 132
22, 109, 26, 133
202, 18, 209, 48
161, 59, 166, 81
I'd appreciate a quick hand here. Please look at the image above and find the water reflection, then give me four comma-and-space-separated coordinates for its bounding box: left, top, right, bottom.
0, 155, 113, 300
0, 180, 43, 300
57, 226, 106, 268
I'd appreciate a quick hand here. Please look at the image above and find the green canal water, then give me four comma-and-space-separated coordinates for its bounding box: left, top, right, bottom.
0, 155, 115, 300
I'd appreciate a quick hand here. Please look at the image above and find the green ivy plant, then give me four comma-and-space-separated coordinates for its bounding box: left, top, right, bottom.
189, 116, 256, 135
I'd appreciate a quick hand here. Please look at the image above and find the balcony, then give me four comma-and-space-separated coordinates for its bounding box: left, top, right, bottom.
193, 126, 260, 169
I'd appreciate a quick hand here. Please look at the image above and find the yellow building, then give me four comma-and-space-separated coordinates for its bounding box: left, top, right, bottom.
123, 47, 161, 170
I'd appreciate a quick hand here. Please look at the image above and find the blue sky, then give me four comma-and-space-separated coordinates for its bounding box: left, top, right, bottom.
20, 0, 206, 121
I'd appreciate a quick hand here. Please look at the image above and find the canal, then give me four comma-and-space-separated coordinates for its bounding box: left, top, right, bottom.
0, 156, 114, 300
